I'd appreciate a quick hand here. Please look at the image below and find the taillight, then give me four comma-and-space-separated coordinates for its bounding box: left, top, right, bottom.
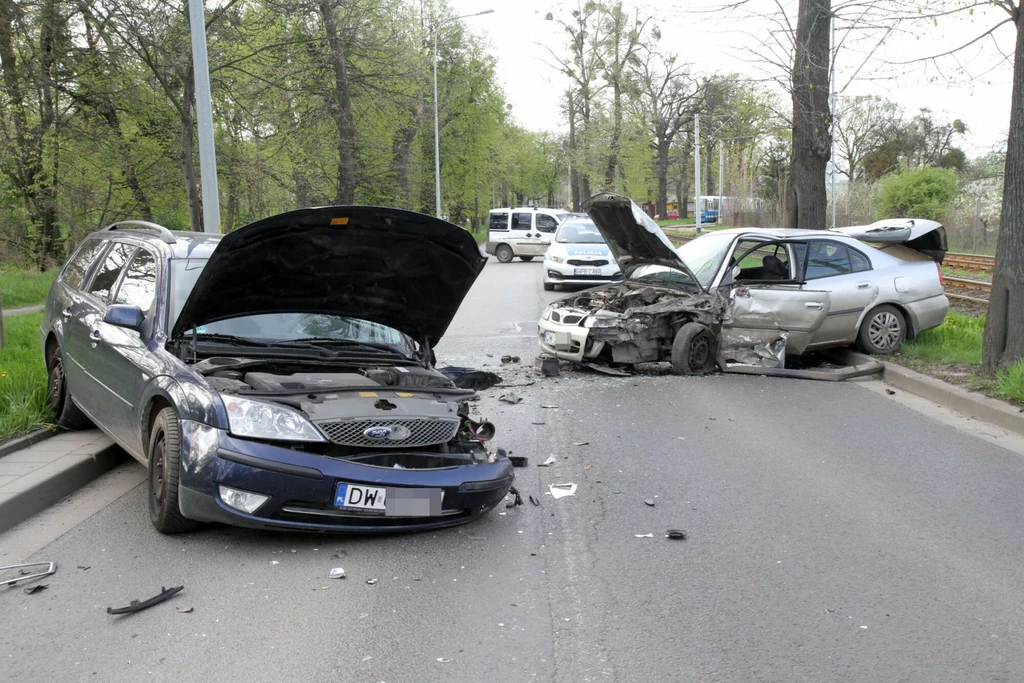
936, 261, 944, 287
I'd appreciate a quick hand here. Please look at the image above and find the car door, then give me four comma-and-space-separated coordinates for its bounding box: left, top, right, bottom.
94, 247, 160, 452
510, 211, 543, 255
796, 240, 879, 347
535, 213, 560, 251
60, 239, 112, 408
719, 239, 831, 361
67, 242, 136, 428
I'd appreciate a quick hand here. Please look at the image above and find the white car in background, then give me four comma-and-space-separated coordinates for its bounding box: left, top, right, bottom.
542, 217, 623, 291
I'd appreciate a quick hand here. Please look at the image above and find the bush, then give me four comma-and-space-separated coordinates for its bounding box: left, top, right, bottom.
876, 166, 960, 221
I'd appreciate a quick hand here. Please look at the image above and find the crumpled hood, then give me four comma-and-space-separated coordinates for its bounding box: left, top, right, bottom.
171, 205, 487, 346
582, 193, 702, 288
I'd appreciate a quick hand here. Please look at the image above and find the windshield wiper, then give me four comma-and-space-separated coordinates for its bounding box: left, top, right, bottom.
271, 337, 405, 355
190, 333, 270, 347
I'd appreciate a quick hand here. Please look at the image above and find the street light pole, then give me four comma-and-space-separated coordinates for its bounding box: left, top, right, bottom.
188, 0, 220, 233
433, 9, 494, 218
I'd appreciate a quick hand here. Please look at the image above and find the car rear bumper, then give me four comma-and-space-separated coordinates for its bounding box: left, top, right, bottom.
176, 421, 515, 533
904, 294, 949, 338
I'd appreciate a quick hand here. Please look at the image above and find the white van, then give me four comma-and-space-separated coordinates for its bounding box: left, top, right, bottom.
484, 208, 569, 262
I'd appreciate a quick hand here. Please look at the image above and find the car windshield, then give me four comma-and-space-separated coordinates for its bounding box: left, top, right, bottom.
169, 259, 416, 355
556, 222, 605, 244
676, 233, 736, 289
630, 264, 699, 289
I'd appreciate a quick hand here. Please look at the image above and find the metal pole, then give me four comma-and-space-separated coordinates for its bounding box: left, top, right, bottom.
718, 140, 724, 227
432, 26, 442, 217
694, 114, 701, 234
188, 0, 220, 233
830, 91, 836, 230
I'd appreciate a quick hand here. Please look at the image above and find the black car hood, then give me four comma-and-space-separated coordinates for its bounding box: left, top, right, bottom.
171, 206, 487, 346
582, 193, 703, 290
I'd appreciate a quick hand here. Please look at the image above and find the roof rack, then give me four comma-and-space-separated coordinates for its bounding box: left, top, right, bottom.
102, 220, 178, 244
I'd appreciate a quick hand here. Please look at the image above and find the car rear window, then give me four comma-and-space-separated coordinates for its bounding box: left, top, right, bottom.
488, 213, 508, 231
88, 243, 136, 301
805, 241, 852, 279
61, 239, 107, 290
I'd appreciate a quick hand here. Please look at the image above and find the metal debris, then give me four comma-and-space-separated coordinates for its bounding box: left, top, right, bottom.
107, 586, 184, 615
573, 442, 590, 446
0, 561, 56, 587
24, 584, 48, 595
582, 362, 631, 377
329, 568, 346, 579
541, 404, 559, 409
665, 529, 687, 540
366, 579, 378, 585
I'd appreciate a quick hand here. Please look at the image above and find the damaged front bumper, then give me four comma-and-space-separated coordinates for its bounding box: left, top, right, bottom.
176, 421, 515, 533
537, 314, 599, 362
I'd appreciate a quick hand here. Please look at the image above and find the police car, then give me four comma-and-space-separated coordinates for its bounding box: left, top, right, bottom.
542, 217, 623, 291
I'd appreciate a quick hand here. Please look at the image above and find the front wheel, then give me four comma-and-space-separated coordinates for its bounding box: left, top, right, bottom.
148, 407, 199, 534
671, 322, 717, 375
856, 305, 906, 355
45, 347, 91, 430
495, 244, 514, 263
519, 255, 535, 262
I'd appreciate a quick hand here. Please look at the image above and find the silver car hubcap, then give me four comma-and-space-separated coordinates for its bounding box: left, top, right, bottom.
869, 312, 901, 350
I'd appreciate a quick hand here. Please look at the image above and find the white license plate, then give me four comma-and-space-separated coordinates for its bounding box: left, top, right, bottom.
334, 482, 386, 511
543, 331, 556, 344
574, 268, 602, 276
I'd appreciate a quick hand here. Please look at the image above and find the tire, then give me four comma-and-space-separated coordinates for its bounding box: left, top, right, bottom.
543, 282, 555, 291
519, 255, 535, 262
671, 322, 717, 375
856, 304, 906, 355
148, 407, 199, 534
495, 244, 514, 263
45, 346, 91, 430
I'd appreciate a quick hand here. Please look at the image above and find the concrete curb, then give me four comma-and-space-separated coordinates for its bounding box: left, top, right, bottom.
0, 442, 127, 535
0, 428, 57, 458
841, 350, 1024, 438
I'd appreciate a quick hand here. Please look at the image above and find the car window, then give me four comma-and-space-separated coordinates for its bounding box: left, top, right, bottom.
536, 214, 558, 233
676, 232, 734, 289
113, 248, 157, 313
488, 212, 508, 231
850, 248, 871, 273
61, 239, 107, 290
556, 222, 604, 243
88, 243, 136, 301
731, 239, 794, 282
511, 212, 532, 231
805, 241, 852, 280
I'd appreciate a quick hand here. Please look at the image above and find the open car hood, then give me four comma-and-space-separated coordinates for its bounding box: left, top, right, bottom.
833, 219, 947, 262
170, 206, 487, 346
583, 193, 703, 289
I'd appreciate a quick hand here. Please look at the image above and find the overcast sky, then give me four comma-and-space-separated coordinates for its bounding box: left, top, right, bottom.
450, 0, 1014, 156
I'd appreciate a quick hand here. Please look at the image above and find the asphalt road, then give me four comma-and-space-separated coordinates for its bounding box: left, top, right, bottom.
5, 257, 1024, 682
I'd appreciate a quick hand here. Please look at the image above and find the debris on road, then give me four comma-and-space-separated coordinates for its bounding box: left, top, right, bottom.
573, 442, 590, 446
644, 499, 655, 507
549, 483, 577, 499
107, 586, 184, 615
329, 568, 346, 579
541, 404, 559, 409
538, 455, 557, 467
438, 367, 503, 390
24, 584, 48, 595
509, 454, 529, 467
77, 565, 91, 571
500, 355, 521, 364
665, 529, 687, 540
366, 579, 379, 585
535, 355, 560, 377
506, 486, 524, 508
499, 393, 523, 404
532, 420, 546, 425
176, 606, 194, 613
529, 495, 541, 506
0, 561, 57, 587
582, 362, 631, 377
886, 389, 896, 395
634, 533, 654, 538
437, 658, 453, 663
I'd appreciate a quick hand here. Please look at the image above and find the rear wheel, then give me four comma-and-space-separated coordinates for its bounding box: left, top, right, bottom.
856, 305, 905, 355
519, 255, 535, 262
543, 282, 555, 291
148, 407, 199, 534
671, 322, 716, 375
495, 244, 514, 263
45, 346, 91, 430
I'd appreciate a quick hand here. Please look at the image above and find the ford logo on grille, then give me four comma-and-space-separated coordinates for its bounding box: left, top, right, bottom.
363, 426, 393, 440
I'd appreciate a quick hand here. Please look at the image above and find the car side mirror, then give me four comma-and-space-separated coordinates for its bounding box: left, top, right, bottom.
103, 304, 145, 332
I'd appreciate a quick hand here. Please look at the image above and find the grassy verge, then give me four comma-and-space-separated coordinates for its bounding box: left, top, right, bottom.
894, 312, 1024, 405
0, 268, 58, 308
0, 312, 52, 442
656, 218, 696, 227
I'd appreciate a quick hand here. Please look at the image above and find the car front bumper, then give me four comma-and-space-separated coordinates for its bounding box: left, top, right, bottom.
176, 421, 515, 533
537, 315, 600, 363
543, 259, 621, 286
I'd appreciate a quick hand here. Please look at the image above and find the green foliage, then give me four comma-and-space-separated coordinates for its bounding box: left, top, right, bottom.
0, 269, 58, 308
876, 166, 959, 220
996, 362, 1024, 404
899, 312, 984, 365
0, 313, 52, 441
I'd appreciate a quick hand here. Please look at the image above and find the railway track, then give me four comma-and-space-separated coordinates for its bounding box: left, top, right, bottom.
945, 252, 995, 272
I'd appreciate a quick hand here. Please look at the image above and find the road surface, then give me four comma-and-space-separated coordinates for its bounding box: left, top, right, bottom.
4, 258, 1024, 682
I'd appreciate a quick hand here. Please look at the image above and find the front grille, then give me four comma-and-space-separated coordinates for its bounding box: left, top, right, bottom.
562, 315, 583, 325
315, 418, 459, 448
567, 259, 609, 266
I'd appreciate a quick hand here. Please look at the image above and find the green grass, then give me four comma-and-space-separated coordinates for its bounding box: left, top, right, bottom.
0, 312, 52, 441
898, 312, 985, 365
997, 362, 1024, 403
656, 218, 696, 227
0, 268, 58, 308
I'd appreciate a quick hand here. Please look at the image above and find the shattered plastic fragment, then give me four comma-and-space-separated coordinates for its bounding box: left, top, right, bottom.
573, 442, 590, 446
538, 455, 557, 467
499, 393, 523, 405
437, 658, 453, 663
329, 568, 346, 579
549, 483, 577, 499
529, 495, 541, 506
644, 499, 655, 507
176, 606, 194, 613
634, 533, 654, 538
665, 529, 687, 540
541, 404, 559, 409
366, 578, 378, 585
24, 584, 48, 595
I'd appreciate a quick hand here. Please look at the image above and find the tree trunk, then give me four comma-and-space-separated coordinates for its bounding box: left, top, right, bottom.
567, 92, 580, 210
655, 136, 670, 219
391, 117, 418, 209
319, 0, 356, 205
982, 13, 1024, 372
180, 75, 202, 232
786, 0, 831, 229
604, 81, 622, 188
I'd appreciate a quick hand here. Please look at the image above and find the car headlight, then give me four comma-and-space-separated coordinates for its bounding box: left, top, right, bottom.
549, 255, 564, 263
221, 394, 325, 442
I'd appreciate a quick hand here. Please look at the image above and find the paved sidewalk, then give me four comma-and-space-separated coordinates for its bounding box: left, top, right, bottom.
2, 303, 44, 317
0, 429, 126, 533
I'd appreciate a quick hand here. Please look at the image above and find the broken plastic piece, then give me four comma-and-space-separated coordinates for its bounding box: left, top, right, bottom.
366, 578, 378, 585
529, 495, 540, 506
644, 499, 655, 507
509, 455, 529, 467
437, 658, 453, 663
665, 529, 687, 540
535, 355, 560, 377
582, 362, 631, 377
549, 483, 577, 499
438, 367, 503, 390
329, 568, 346, 579
499, 393, 523, 404
107, 586, 184, 615
24, 584, 48, 595
506, 485, 524, 508
176, 606, 194, 613
573, 442, 590, 446
0, 561, 56, 587
541, 404, 559, 409
634, 533, 654, 538
538, 455, 556, 467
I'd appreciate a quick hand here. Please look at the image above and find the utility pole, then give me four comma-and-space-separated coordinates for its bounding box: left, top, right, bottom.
188, 0, 220, 233
718, 140, 724, 227
694, 114, 701, 234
